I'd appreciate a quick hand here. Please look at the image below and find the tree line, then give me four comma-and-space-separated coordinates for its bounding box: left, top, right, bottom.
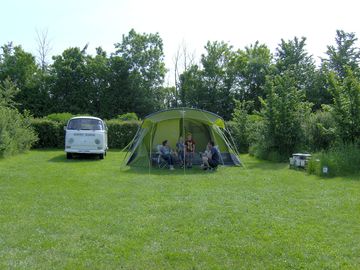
1, 29, 360, 161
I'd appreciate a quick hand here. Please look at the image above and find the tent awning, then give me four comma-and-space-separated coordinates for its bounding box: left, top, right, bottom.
142, 108, 225, 128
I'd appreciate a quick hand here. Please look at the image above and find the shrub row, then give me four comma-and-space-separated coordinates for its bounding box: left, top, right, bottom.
30, 118, 140, 149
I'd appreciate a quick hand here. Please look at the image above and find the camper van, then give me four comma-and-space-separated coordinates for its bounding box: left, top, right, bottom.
65, 116, 108, 159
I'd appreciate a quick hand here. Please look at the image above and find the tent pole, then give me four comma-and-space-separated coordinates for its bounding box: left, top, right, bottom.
181, 109, 186, 175
149, 124, 154, 175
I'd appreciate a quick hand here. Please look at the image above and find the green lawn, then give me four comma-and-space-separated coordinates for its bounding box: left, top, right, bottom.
0, 150, 359, 269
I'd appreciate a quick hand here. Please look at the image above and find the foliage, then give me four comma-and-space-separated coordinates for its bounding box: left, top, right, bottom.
106, 119, 140, 149
328, 68, 360, 143
254, 73, 310, 161
307, 142, 360, 176
325, 30, 360, 79
0, 107, 38, 157
0, 43, 46, 116
232, 42, 273, 111
303, 107, 337, 151
229, 100, 263, 153
0, 78, 20, 108
45, 112, 74, 123
30, 118, 65, 148
114, 29, 166, 116
116, 112, 139, 121
179, 41, 236, 119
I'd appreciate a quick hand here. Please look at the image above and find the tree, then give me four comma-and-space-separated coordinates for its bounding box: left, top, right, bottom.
325, 30, 360, 79
275, 37, 316, 94
35, 29, 52, 71
328, 68, 360, 143
173, 41, 196, 107
256, 72, 309, 160
114, 29, 166, 117
0, 78, 20, 108
232, 41, 273, 111
49, 47, 93, 114
0, 43, 48, 116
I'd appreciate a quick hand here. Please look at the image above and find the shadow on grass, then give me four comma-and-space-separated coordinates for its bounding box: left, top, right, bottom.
48, 154, 102, 163
243, 158, 288, 171
121, 165, 220, 176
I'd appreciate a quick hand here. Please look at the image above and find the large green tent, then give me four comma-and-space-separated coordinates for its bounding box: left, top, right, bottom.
125, 108, 241, 167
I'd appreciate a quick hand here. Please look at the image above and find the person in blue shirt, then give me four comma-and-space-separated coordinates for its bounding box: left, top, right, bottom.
201, 141, 220, 170
160, 140, 175, 170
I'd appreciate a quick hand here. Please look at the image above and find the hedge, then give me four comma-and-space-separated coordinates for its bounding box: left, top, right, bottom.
106, 120, 140, 148
30, 118, 140, 149
31, 119, 65, 148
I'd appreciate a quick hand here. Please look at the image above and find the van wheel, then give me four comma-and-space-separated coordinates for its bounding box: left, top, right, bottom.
99, 153, 104, 160
66, 153, 73, 159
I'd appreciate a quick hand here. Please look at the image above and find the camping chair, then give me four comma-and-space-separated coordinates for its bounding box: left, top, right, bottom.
155, 145, 169, 169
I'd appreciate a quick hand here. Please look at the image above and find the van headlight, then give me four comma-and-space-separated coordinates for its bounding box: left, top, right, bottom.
95, 139, 101, 145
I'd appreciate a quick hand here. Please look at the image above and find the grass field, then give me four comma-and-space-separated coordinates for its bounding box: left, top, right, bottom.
0, 150, 359, 269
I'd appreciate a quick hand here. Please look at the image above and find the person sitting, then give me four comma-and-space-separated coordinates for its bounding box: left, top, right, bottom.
185, 133, 195, 168
176, 136, 185, 167
160, 140, 175, 170
201, 141, 220, 171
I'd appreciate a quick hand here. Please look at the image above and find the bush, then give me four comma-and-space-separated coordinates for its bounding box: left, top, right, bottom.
45, 113, 73, 124
307, 142, 360, 176
0, 107, 38, 157
303, 109, 336, 151
106, 120, 140, 148
116, 112, 139, 122
31, 119, 65, 148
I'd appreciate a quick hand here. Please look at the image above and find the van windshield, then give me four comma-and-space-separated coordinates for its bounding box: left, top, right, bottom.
67, 119, 104, 130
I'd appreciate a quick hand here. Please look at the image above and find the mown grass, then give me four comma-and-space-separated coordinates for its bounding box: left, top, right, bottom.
0, 150, 359, 269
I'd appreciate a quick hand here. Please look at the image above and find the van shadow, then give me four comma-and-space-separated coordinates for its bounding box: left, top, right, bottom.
48, 154, 102, 163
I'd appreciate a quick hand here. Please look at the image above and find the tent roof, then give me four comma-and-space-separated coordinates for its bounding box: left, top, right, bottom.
143, 108, 225, 128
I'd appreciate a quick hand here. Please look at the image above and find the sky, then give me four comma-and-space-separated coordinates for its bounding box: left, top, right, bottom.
1, 0, 360, 85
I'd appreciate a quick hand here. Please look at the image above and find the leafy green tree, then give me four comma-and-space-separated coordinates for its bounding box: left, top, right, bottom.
49, 47, 94, 114
232, 42, 273, 111
0, 43, 49, 116
325, 30, 360, 79
328, 68, 360, 143
0, 78, 20, 108
256, 72, 310, 160
179, 64, 203, 108
114, 29, 166, 117
275, 37, 316, 95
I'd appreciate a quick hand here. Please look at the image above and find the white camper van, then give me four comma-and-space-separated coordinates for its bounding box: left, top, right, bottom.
65, 116, 108, 159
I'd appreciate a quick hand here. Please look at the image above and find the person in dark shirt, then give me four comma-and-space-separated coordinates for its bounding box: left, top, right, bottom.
202, 141, 220, 170
160, 140, 174, 170
185, 133, 195, 168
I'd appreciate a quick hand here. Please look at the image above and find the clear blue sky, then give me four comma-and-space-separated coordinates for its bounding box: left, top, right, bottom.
1, 0, 360, 84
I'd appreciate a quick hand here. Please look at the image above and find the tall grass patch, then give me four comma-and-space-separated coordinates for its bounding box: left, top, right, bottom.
307, 142, 360, 176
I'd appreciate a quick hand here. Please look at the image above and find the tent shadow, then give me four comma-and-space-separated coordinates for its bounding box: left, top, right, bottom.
121, 166, 216, 176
